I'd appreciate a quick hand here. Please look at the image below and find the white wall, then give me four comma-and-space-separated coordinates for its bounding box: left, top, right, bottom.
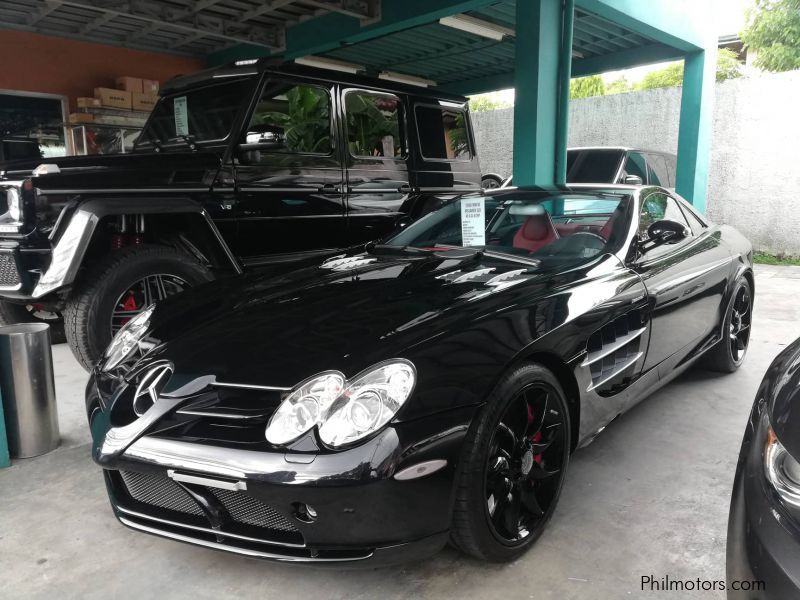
472, 70, 800, 256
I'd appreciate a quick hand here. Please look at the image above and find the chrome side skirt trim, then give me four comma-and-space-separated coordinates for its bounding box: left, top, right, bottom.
116, 505, 306, 549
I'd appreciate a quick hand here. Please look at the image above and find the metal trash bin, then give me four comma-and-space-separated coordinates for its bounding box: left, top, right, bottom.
0, 323, 59, 458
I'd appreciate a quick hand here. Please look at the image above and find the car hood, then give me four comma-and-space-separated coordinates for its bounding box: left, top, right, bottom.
142, 249, 600, 390
0, 150, 223, 189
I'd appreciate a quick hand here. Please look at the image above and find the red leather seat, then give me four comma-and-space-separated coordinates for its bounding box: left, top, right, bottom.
599, 205, 625, 240
513, 214, 558, 252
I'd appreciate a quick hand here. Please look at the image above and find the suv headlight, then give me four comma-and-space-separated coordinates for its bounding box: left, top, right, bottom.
6, 187, 21, 222
265, 360, 416, 448
103, 305, 155, 371
764, 416, 800, 507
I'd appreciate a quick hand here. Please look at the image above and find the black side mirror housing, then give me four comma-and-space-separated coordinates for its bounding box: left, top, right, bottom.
641, 219, 691, 250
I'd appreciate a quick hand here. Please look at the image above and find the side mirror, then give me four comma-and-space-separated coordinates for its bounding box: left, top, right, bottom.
624, 175, 643, 185
642, 219, 690, 249
238, 125, 287, 160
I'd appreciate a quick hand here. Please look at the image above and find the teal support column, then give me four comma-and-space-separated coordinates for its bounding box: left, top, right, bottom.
0, 388, 9, 468
675, 48, 716, 213
512, 0, 563, 188
556, 0, 575, 184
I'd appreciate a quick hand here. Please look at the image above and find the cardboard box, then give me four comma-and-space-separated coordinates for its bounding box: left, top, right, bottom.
132, 92, 157, 112
115, 76, 143, 94
94, 87, 132, 110
76, 97, 101, 109
69, 112, 95, 124
142, 79, 160, 95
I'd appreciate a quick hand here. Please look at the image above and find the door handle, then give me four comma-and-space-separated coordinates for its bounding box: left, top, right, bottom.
398, 183, 412, 193
318, 184, 341, 194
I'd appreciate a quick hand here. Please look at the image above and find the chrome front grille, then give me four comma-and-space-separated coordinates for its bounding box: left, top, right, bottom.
0, 252, 20, 288
120, 470, 204, 516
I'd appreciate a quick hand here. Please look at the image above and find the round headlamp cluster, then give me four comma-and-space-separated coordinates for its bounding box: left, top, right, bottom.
265, 359, 416, 448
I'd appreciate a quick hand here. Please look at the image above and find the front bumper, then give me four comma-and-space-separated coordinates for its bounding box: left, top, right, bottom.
727, 402, 800, 598
87, 370, 477, 566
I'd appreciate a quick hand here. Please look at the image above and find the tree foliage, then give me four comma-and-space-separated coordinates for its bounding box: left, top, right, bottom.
468, 95, 511, 112
569, 75, 605, 99
741, 0, 800, 72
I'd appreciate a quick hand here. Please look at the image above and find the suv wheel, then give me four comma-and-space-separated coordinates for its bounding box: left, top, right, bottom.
0, 301, 67, 344
64, 244, 213, 370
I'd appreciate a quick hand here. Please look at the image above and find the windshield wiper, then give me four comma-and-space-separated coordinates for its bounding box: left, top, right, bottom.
368, 244, 438, 256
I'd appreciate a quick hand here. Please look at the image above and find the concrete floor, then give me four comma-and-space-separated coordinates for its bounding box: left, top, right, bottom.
2, 264, 799, 600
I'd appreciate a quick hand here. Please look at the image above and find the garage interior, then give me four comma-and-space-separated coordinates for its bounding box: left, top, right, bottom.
0, 0, 784, 597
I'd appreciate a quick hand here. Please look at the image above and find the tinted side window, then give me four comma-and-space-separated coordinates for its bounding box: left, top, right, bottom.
646, 154, 670, 187
567, 149, 624, 183
640, 192, 690, 236
142, 80, 249, 144
624, 152, 648, 182
247, 81, 331, 155
415, 104, 470, 160
345, 91, 403, 158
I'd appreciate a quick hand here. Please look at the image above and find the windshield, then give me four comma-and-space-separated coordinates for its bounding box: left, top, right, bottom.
384, 191, 633, 268
136, 79, 252, 150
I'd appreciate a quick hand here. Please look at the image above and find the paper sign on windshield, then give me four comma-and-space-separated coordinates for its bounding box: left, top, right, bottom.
174, 96, 189, 136
461, 198, 486, 247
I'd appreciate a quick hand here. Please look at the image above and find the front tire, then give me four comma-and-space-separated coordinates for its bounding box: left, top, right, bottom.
64, 244, 213, 370
702, 276, 752, 373
450, 363, 571, 562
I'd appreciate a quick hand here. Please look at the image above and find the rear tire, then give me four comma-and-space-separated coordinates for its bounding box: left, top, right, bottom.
0, 300, 67, 344
450, 363, 571, 562
64, 244, 213, 371
702, 276, 752, 373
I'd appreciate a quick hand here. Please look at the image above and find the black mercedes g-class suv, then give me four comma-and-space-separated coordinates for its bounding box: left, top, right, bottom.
0, 59, 482, 369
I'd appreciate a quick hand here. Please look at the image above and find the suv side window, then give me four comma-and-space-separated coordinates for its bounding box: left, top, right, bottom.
415, 104, 471, 160
640, 192, 691, 236
345, 90, 404, 158
646, 153, 670, 187
246, 80, 332, 155
623, 152, 648, 183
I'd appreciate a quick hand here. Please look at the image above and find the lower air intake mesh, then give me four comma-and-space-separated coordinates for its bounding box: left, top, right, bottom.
0, 253, 20, 287
120, 470, 204, 516
211, 488, 298, 532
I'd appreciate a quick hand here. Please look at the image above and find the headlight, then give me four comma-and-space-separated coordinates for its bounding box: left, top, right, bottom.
103, 305, 155, 371
764, 417, 800, 507
6, 188, 21, 221
265, 360, 416, 448
319, 360, 416, 448
265, 371, 345, 445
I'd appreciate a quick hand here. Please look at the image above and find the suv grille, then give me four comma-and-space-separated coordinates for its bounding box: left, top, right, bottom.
0, 252, 21, 287
118, 470, 299, 534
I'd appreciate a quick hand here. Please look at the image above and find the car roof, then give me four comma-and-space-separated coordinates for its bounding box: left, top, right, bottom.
568, 146, 677, 158
161, 58, 469, 104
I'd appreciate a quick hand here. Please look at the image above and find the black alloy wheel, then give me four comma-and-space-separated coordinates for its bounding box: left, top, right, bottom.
703, 276, 753, 373
450, 363, 571, 562
111, 274, 188, 336
485, 382, 568, 543
729, 284, 752, 364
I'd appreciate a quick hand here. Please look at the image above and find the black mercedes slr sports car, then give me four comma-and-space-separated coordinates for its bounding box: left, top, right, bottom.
727, 337, 800, 598
86, 184, 754, 565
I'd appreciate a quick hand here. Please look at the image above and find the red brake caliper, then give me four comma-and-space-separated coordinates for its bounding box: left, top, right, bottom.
119, 291, 139, 326
527, 403, 543, 465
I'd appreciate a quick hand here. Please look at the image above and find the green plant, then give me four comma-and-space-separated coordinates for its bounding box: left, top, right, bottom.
468, 95, 511, 112
741, 0, 800, 72
634, 49, 743, 91
255, 86, 331, 153
605, 76, 632, 95
570, 75, 605, 99
344, 93, 400, 156
753, 251, 800, 265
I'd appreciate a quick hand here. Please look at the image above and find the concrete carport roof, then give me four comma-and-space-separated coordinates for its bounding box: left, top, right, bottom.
1, 0, 717, 211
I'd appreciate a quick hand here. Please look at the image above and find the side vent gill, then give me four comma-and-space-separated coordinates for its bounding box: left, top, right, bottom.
584, 309, 645, 394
